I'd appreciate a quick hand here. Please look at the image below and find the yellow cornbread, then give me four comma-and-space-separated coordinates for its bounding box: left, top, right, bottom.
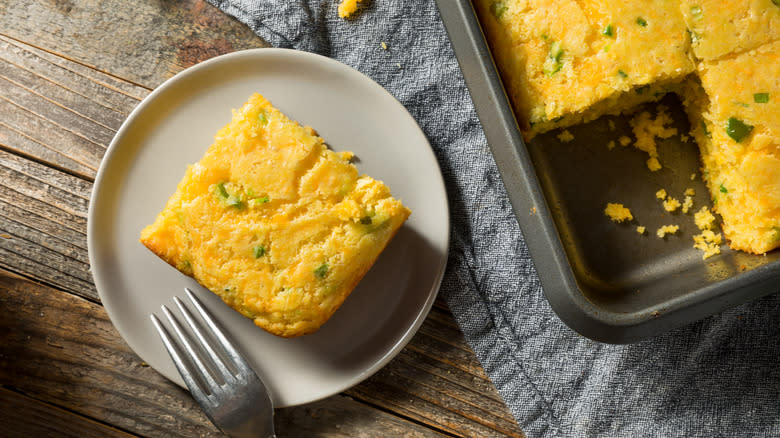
473, 0, 695, 140
629, 106, 677, 171
478, 1, 780, 256
693, 230, 722, 259
682, 195, 694, 214
679, 0, 780, 61
656, 225, 680, 238
684, 41, 780, 254
557, 130, 574, 142
140, 93, 411, 337
338, 0, 364, 18
663, 197, 681, 213
693, 206, 722, 259
604, 203, 633, 222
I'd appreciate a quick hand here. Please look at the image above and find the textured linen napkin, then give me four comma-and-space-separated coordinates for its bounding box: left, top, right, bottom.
206, 1, 780, 436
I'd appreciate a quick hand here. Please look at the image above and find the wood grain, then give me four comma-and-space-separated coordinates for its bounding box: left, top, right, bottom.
0, 273, 452, 438
0, 387, 139, 438
0, 34, 146, 179
0, 0, 268, 90
0, 148, 95, 299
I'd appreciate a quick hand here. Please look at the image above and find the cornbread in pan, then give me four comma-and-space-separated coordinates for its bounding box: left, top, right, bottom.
473, 0, 695, 140
678, 0, 780, 61
684, 41, 780, 254
140, 93, 411, 337
476, 1, 780, 255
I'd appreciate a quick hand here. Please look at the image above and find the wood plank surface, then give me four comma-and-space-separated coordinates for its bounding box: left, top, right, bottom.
1, 0, 268, 89
0, 1, 526, 436
0, 33, 143, 179
0, 273, 451, 438
0, 387, 138, 438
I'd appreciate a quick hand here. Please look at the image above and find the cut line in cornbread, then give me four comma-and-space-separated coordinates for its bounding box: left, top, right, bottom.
140, 93, 411, 337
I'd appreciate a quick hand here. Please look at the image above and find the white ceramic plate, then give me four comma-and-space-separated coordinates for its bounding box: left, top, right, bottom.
87, 49, 449, 407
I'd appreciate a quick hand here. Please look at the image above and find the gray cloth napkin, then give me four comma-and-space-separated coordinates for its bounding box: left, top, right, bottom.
206, 1, 780, 436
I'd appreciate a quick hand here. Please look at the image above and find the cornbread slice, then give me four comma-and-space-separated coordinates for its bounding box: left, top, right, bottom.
679, 0, 780, 61
473, 0, 694, 139
140, 93, 411, 337
684, 41, 780, 254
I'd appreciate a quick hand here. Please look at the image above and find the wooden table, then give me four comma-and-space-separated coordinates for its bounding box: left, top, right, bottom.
0, 1, 524, 437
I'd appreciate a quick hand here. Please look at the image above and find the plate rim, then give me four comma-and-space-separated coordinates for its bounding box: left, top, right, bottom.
87, 47, 450, 406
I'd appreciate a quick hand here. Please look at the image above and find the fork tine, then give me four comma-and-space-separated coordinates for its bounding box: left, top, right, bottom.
172, 295, 235, 384
150, 313, 208, 400
160, 304, 222, 394
184, 288, 254, 376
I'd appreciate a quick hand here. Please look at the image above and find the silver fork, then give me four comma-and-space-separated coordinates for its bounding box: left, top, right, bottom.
151, 287, 276, 438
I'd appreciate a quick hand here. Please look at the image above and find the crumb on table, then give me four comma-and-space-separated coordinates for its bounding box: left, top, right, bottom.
637, 225, 646, 234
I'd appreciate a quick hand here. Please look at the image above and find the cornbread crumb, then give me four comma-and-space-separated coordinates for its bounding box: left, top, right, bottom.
381, 41, 388, 50
605, 203, 633, 223
637, 226, 646, 234
692, 206, 722, 259
663, 197, 681, 212
694, 206, 716, 230
338, 0, 363, 18
646, 157, 662, 171
656, 189, 667, 200
693, 230, 722, 259
684, 188, 695, 196
680, 134, 689, 142
557, 130, 575, 142
608, 120, 616, 131
690, 173, 696, 181
656, 225, 680, 238
607, 140, 616, 150
629, 108, 677, 172
682, 196, 694, 214
619, 136, 632, 147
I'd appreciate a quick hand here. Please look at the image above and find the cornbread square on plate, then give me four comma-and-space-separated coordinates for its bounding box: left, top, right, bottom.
140, 93, 411, 337
473, 0, 694, 139
684, 40, 780, 254
679, 0, 780, 61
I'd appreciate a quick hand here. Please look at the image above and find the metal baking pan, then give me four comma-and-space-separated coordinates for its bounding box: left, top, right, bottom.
435, 0, 780, 343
